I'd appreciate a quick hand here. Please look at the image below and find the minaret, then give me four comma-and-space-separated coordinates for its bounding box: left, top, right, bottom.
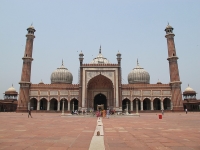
79, 51, 84, 108
116, 51, 122, 108
165, 24, 183, 111
17, 25, 36, 112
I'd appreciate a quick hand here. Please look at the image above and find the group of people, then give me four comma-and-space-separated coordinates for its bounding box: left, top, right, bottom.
96, 109, 114, 118
71, 110, 79, 115
71, 109, 89, 115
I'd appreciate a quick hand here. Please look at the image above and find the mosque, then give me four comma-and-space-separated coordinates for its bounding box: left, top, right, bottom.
5, 24, 197, 113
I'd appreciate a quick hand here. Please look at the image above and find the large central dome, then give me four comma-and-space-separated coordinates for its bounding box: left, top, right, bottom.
128, 60, 150, 84
51, 61, 73, 84
90, 46, 110, 64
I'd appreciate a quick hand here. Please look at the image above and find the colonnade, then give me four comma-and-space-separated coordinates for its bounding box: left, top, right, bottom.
125, 99, 172, 111
28, 99, 78, 111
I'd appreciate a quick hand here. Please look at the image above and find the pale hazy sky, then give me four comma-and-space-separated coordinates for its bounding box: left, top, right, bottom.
0, 1, 200, 99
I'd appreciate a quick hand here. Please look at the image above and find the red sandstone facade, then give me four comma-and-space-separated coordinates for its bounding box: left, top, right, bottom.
17, 24, 185, 112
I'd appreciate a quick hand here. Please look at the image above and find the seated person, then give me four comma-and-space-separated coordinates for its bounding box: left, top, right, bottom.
71, 110, 74, 115
74, 110, 78, 115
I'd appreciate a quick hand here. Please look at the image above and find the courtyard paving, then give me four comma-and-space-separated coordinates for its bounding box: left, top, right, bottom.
0, 112, 200, 150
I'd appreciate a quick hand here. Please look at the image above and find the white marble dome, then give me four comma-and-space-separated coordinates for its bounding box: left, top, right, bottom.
90, 46, 110, 64
51, 62, 73, 84
6, 85, 16, 92
128, 61, 150, 84
184, 85, 196, 93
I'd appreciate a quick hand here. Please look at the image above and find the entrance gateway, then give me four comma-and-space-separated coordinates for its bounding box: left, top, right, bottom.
86, 74, 115, 110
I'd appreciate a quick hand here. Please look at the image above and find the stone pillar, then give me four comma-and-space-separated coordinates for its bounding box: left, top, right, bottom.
47, 101, 50, 111
37, 100, 40, 110
161, 100, 164, 110
62, 100, 65, 115
126, 102, 129, 115
171, 101, 173, 110
68, 100, 70, 111
57, 101, 60, 111
73, 101, 74, 111
151, 101, 153, 110
141, 101, 143, 111
136, 99, 139, 114
28, 101, 30, 110
131, 101, 133, 111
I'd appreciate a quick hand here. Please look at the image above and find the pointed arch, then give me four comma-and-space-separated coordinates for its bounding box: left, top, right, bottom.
70, 98, 79, 111
122, 98, 131, 112
87, 74, 113, 89
40, 98, 47, 110
163, 98, 171, 110
143, 98, 151, 110
153, 98, 161, 110
87, 74, 114, 110
50, 98, 58, 110
30, 98, 37, 110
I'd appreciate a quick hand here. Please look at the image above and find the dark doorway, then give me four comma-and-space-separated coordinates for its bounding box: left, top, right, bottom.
70, 99, 78, 111
122, 99, 131, 111
40, 98, 47, 110
143, 98, 151, 110
50, 99, 57, 110
94, 93, 107, 111
163, 98, 171, 110
30, 98, 37, 110
153, 98, 161, 110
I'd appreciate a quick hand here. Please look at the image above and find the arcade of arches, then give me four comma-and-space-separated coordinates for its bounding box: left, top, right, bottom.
30, 96, 171, 112
122, 98, 172, 111
87, 74, 114, 110
29, 98, 79, 111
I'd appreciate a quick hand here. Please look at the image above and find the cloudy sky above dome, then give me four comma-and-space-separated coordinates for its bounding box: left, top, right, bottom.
0, 1, 200, 99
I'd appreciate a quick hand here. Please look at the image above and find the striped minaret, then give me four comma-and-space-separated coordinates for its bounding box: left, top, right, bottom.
165, 24, 183, 111
17, 25, 36, 112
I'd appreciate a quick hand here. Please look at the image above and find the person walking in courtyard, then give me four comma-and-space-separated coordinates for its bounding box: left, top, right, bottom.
28, 109, 32, 118
185, 108, 187, 114
106, 108, 110, 119
96, 110, 99, 117
102, 109, 106, 118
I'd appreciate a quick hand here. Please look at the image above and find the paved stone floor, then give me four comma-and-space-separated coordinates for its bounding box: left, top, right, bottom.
0, 112, 200, 150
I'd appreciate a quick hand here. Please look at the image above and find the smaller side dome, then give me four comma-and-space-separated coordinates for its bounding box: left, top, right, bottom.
7, 85, 16, 92
50, 61, 73, 84
39, 80, 44, 84
157, 79, 162, 84
165, 23, 174, 34
183, 84, 196, 94
90, 46, 110, 64
5, 85, 18, 94
165, 24, 173, 29
28, 25, 35, 30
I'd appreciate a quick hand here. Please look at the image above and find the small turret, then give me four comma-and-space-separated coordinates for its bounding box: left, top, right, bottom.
116, 51, 121, 65
79, 51, 84, 65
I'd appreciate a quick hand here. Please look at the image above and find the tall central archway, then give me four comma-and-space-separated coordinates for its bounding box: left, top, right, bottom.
94, 93, 107, 110
87, 74, 113, 110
